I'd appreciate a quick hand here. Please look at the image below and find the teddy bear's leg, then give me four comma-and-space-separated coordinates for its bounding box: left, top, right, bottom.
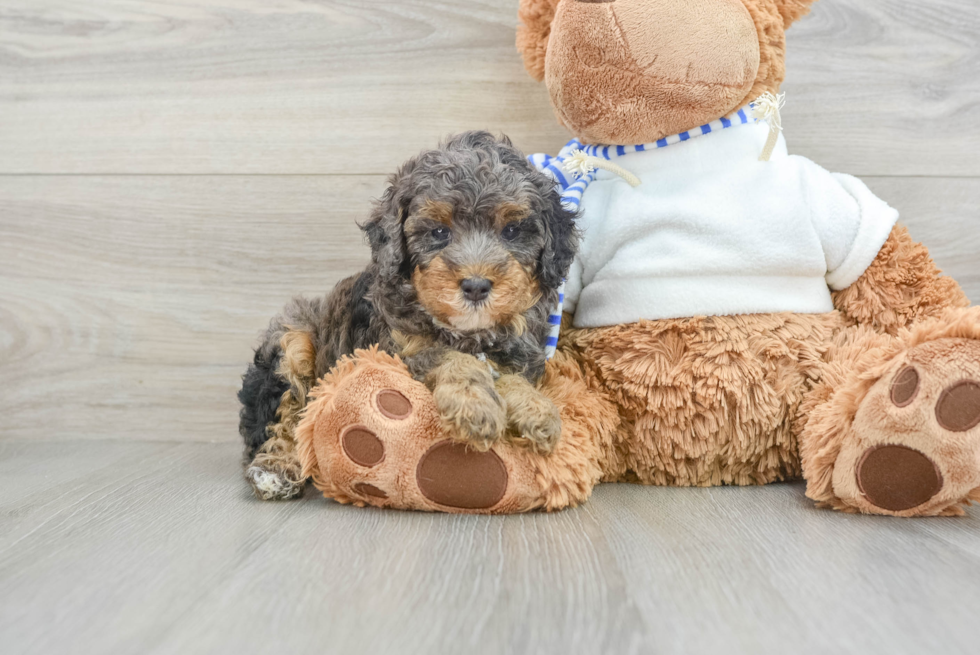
799, 308, 980, 516
564, 313, 840, 488
294, 347, 617, 513
832, 224, 969, 335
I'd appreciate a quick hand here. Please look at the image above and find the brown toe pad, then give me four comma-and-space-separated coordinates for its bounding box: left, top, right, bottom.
342, 426, 385, 467
416, 440, 508, 510
935, 380, 980, 432
377, 389, 413, 420
890, 366, 920, 407
857, 445, 943, 512
353, 482, 388, 499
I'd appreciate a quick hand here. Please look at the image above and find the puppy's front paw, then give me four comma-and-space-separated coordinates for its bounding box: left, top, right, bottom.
507, 391, 562, 454
433, 381, 507, 451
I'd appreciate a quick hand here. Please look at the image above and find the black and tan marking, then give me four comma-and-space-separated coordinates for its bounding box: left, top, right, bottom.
238, 131, 578, 499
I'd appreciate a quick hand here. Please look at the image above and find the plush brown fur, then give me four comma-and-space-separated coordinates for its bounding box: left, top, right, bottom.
832, 225, 970, 335
774, 0, 816, 27
298, 268, 980, 516
516, 0, 810, 145
565, 311, 842, 487
516, 0, 561, 82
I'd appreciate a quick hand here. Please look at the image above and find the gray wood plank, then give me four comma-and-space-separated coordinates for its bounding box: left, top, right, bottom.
781, 0, 980, 176
0, 440, 977, 655
2, 175, 978, 443
1, 0, 978, 176
0, 0, 561, 175
594, 484, 980, 654
0, 441, 308, 654
0, 175, 376, 442
1, 3, 978, 654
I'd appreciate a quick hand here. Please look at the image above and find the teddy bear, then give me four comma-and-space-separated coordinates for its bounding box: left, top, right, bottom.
292, 0, 980, 517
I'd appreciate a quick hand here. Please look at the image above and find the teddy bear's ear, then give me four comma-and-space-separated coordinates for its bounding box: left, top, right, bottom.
517, 0, 561, 82
774, 0, 817, 29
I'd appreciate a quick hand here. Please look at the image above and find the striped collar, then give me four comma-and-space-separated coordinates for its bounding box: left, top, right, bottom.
528, 104, 757, 209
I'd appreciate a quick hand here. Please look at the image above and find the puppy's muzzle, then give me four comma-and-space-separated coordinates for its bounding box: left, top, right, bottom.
460, 277, 493, 303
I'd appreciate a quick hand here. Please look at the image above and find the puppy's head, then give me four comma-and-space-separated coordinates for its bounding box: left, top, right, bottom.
363, 131, 577, 334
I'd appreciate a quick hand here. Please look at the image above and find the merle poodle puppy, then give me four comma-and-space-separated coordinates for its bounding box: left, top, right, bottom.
238, 131, 578, 500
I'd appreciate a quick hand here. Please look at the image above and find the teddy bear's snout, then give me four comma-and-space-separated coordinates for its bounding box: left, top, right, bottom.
605, 0, 759, 86
547, 0, 762, 143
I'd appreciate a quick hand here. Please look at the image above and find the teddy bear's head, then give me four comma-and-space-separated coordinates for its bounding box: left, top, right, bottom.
517, 0, 816, 145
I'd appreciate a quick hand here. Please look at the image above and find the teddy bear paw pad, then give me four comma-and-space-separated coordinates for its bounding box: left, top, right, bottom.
376, 389, 412, 419
352, 482, 388, 499
341, 425, 385, 467
935, 380, 980, 432
836, 338, 980, 515
416, 440, 508, 510
856, 444, 943, 512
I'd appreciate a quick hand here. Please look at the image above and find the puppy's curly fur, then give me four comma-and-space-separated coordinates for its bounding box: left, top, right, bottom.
238, 132, 578, 499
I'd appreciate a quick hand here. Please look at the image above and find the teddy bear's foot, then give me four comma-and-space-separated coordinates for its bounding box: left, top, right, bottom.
828, 337, 980, 516
293, 347, 612, 513
294, 348, 554, 513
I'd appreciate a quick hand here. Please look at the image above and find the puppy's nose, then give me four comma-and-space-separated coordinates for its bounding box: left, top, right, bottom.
460, 277, 492, 302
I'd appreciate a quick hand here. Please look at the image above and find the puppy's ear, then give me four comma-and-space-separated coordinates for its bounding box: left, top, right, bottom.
538, 189, 578, 291
517, 0, 561, 82
774, 0, 817, 29
361, 164, 415, 280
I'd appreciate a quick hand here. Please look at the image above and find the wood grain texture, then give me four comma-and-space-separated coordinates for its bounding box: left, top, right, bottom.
0, 175, 375, 441
781, 0, 980, 176
1, 2, 979, 652
0, 440, 977, 655
0, 0, 978, 175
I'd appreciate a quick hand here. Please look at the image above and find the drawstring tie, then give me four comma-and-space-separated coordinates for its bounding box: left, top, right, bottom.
752, 92, 785, 162
563, 150, 641, 187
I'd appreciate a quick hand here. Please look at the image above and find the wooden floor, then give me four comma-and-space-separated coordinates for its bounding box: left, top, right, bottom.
1, 1, 979, 653
3, 440, 980, 655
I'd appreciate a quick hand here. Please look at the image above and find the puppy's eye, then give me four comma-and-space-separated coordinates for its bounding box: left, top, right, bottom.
501, 223, 521, 241
431, 226, 451, 241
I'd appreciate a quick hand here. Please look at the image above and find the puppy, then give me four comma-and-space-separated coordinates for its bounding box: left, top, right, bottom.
238, 132, 578, 500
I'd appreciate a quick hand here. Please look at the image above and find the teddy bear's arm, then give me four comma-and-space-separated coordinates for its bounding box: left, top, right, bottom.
831, 224, 969, 336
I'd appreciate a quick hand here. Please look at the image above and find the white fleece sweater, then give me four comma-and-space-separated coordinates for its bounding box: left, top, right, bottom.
535, 117, 899, 328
